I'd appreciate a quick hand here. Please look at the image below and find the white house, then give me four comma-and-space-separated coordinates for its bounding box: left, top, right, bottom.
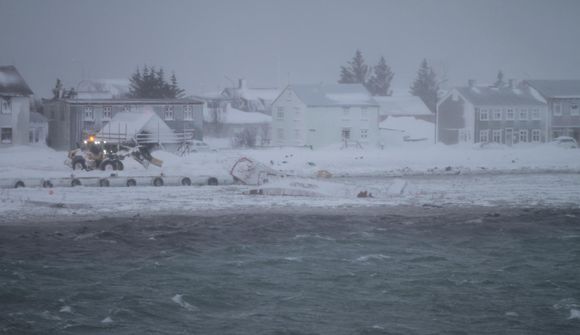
0, 66, 33, 146
271, 83, 380, 149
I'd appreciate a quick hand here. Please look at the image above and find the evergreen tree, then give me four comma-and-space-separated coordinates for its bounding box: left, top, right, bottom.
338, 49, 369, 85
410, 59, 439, 113
129, 65, 185, 98
367, 56, 394, 96
494, 70, 506, 87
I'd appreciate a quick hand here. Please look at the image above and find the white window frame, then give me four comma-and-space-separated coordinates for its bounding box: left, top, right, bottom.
492, 109, 502, 121
519, 109, 528, 121
164, 105, 174, 121
531, 129, 541, 143
506, 108, 514, 120
553, 102, 562, 116
276, 111, 284, 120
0, 98, 11, 114
184, 105, 194, 121
84, 106, 95, 121
103, 106, 112, 121
479, 129, 489, 143
1, 127, 12, 144
570, 103, 579, 116
531, 108, 541, 120
360, 129, 368, 139
492, 129, 502, 143
519, 129, 528, 143
480, 109, 489, 121
122, 105, 130, 112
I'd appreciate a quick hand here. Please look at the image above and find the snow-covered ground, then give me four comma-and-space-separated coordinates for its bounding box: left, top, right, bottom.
1, 143, 579, 222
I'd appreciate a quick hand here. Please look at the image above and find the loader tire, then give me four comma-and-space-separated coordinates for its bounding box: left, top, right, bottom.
115, 160, 124, 171
181, 177, 192, 186
100, 160, 117, 171
72, 157, 86, 171
207, 177, 218, 186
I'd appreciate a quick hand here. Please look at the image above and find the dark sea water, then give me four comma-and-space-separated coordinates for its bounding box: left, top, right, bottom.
1, 208, 580, 334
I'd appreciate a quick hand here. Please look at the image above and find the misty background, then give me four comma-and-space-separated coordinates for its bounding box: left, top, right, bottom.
1, 0, 579, 98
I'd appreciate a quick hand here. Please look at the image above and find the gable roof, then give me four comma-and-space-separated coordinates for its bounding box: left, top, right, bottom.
288, 83, 377, 107
454, 85, 545, 106
374, 95, 432, 116
97, 110, 174, 142
0, 66, 34, 96
525, 80, 580, 99
76, 79, 130, 99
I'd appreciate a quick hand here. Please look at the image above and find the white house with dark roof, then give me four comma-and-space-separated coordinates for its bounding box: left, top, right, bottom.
271, 83, 380, 149
437, 80, 548, 145
0, 65, 34, 146
525, 80, 580, 142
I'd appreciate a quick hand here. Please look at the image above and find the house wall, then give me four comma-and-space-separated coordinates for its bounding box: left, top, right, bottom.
548, 98, 580, 142
437, 93, 466, 144
473, 105, 548, 144
271, 88, 308, 147
0, 96, 30, 146
45, 100, 205, 150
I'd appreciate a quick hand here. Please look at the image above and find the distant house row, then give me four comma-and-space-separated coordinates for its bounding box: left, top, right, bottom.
437, 79, 580, 145
2, 64, 579, 150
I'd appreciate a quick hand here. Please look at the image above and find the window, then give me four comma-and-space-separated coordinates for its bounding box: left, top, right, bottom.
84, 106, 94, 121
479, 129, 489, 143
492, 129, 502, 143
554, 102, 562, 116
276, 111, 284, 120
184, 105, 194, 120
122, 105, 130, 112
1, 98, 11, 114
277, 128, 284, 140
360, 129, 368, 139
519, 129, 528, 143
519, 109, 528, 121
571, 104, 579, 116
1, 128, 12, 144
531, 129, 541, 142
342, 107, 350, 116
164, 105, 174, 120
492, 109, 502, 120
531, 108, 540, 120
506, 108, 514, 120
103, 106, 112, 121
341, 127, 351, 140
480, 109, 489, 121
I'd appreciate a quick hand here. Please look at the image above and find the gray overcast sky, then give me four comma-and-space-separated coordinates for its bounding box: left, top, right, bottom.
1, 0, 580, 98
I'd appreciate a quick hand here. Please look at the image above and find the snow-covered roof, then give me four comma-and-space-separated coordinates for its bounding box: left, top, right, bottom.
374, 95, 432, 116
288, 83, 377, 107
380, 116, 434, 140
97, 110, 174, 140
455, 85, 546, 106
525, 80, 580, 99
60, 98, 203, 105
0, 66, 33, 96
223, 105, 271, 124
76, 79, 130, 99
237, 87, 280, 101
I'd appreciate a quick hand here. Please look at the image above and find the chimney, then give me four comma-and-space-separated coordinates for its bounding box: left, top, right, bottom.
468, 79, 476, 88
238, 79, 247, 89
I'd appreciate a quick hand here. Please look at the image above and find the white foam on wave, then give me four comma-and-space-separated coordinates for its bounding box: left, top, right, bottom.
356, 254, 391, 262
294, 234, 335, 241
172, 294, 200, 312
101, 316, 113, 323
569, 309, 580, 320
59, 306, 72, 313
283, 256, 302, 262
